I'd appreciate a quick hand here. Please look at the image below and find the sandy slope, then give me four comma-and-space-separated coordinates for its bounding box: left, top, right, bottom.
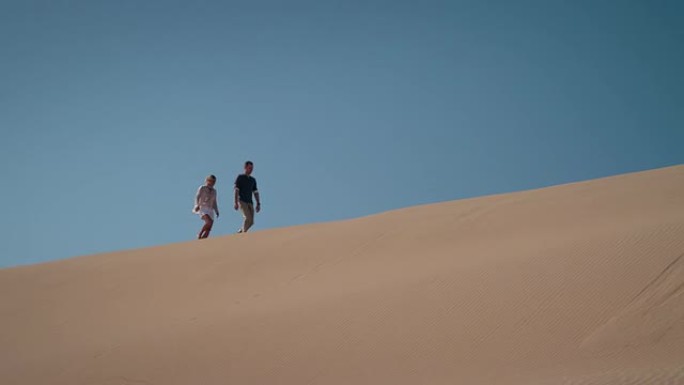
2, 165, 684, 385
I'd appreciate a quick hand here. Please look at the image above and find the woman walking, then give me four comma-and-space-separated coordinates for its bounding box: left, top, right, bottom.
193, 175, 219, 239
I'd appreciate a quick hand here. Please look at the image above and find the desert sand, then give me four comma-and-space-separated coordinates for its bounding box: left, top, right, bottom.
2, 165, 684, 385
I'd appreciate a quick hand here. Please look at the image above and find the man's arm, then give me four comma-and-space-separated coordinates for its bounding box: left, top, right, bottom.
254, 179, 261, 213
234, 175, 241, 210
254, 191, 261, 212
213, 193, 219, 217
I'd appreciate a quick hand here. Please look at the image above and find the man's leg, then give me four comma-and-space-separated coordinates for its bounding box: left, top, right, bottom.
245, 203, 254, 231
240, 202, 255, 233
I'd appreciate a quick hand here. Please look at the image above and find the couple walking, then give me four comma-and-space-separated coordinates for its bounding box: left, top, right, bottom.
193, 161, 261, 239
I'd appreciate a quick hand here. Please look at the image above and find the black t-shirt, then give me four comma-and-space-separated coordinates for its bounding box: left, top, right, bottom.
235, 174, 258, 204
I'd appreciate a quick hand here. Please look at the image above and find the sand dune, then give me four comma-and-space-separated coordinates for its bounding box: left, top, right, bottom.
2, 165, 684, 385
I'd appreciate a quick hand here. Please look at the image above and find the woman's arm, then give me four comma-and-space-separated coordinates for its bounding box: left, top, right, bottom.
194, 186, 203, 210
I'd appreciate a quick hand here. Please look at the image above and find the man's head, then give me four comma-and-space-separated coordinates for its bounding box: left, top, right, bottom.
206, 174, 217, 187
244, 161, 254, 175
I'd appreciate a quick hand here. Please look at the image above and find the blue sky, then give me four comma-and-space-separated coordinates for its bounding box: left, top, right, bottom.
1, 0, 682, 267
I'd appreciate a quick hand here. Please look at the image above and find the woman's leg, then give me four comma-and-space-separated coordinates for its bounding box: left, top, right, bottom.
199, 215, 214, 239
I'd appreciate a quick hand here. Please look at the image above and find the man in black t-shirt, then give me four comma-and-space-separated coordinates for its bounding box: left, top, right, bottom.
234, 160, 261, 233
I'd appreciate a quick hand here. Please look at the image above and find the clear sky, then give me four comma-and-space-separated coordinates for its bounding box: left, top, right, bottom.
1, 0, 682, 267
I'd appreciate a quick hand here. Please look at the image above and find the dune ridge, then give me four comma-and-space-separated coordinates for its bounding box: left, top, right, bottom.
2, 165, 684, 385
